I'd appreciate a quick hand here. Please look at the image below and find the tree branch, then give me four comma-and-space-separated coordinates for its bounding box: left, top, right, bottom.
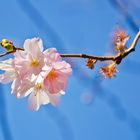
61, 30, 140, 63
0, 30, 140, 64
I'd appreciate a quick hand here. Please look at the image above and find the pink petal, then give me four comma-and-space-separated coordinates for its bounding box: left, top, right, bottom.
29, 92, 40, 111
44, 48, 62, 63
11, 78, 21, 95
0, 70, 16, 84
53, 61, 72, 75
0, 58, 14, 70
23, 38, 44, 62
24, 38, 43, 53
28, 90, 50, 111
47, 93, 61, 106
39, 91, 50, 105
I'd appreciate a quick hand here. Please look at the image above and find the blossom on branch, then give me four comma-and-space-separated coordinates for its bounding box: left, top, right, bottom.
100, 63, 119, 78
42, 48, 72, 94
113, 28, 130, 52
0, 28, 140, 110
14, 38, 45, 77
28, 75, 65, 111
0, 38, 72, 110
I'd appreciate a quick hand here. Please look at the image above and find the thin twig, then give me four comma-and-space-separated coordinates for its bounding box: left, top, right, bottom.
0, 47, 24, 57
60, 54, 116, 61
0, 31, 140, 64
61, 30, 140, 63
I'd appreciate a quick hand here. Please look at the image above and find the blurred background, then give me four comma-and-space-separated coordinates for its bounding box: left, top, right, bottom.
0, 0, 140, 140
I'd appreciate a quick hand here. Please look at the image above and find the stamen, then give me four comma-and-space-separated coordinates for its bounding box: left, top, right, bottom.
47, 69, 58, 80
31, 59, 39, 67
36, 83, 43, 90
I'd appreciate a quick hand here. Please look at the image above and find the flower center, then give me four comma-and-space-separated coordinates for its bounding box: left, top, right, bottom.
47, 69, 58, 80
31, 59, 39, 67
36, 83, 43, 90
34, 83, 43, 96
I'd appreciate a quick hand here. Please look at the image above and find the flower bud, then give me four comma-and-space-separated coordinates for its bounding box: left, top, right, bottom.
1, 39, 15, 51
100, 63, 119, 78
86, 58, 97, 69
113, 28, 130, 53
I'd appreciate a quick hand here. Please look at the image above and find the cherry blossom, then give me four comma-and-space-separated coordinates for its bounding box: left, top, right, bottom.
28, 75, 65, 110
0, 38, 72, 110
0, 28, 140, 110
42, 61, 72, 94
28, 48, 72, 110
14, 38, 45, 78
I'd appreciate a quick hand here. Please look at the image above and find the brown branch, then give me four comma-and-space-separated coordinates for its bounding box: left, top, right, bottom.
60, 30, 140, 64
0, 30, 140, 64
60, 54, 116, 61
0, 51, 14, 57
0, 47, 24, 57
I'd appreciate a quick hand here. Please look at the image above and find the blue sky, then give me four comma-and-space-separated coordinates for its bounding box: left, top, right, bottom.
0, 0, 140, 140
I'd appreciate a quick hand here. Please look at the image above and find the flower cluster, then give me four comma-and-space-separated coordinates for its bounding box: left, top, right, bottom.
0, 38, 72, 110
113, 28, 130, 52
86, 58, 97, 69
100, 28, 130, 78
100, 63, 118, 78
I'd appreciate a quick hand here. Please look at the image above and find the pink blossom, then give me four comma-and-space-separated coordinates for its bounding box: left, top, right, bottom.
11, 38, 46, 98
14, 38, 45, 78
28, 75, 65, 111
0, 38, 72, 110
28, 48, 72, 110
42, 49, 72, 94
